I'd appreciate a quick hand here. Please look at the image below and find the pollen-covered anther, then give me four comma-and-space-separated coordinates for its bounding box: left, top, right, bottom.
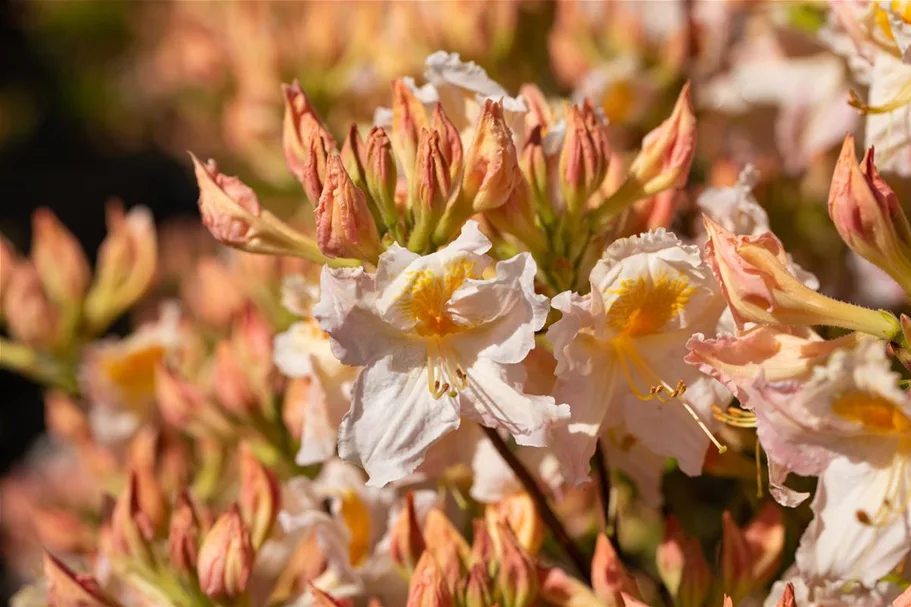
712, 405, 758, 428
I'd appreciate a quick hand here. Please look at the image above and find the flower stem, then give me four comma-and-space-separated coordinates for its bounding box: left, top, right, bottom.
593, 440, 622, 558
479, 425, 591, 583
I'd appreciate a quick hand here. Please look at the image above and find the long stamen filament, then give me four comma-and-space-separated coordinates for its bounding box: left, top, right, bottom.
849, 80, 911, 115
426, 338, 467, 399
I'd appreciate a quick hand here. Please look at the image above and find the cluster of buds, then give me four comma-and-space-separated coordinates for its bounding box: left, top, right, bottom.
194, 64, 696, 295
0, 204, 157, 390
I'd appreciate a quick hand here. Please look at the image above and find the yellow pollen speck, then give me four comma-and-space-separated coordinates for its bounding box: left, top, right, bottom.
100, 345, 167, 406
406, 259, 479, 337
832, 391, 911, 434
606, 274, 694, 338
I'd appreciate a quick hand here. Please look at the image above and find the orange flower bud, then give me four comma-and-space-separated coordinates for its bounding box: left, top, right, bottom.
34, 508, 97, 554
316, 154, 381, 262
181, 257, 246, 328
559, 100, 610, 219
486, 175, 548, 255
282, 80, 337, 205
156, 364, 233, 438
493, 522, 537, 607
364, 126, 400, 231
776, 583, 798, 607
591, 534, 640, 605
423, 508, 471, 592
485, 492, 543, 556
703, 216, 901, 340
406, 551, 454, 607
459, 564, 493, 607
409, 129, 453, 252
628, 83, 696, 196
519, 83, 554, 133
213, 340, 259, 418
84, 203, 157, 334
520, 126, 555, 227
391, 79, 430, 181
537, 565, 602, 607
238, 443, 280, 549
469, 519, 495, 575
3, 261, 60, 348
828, 135, 911, 294
461, 99, 519, 213
31, 208, 90, 304
197, 505, 254, 599
44, 552, 118, 607
44, 390, 90, 443
389, 492, 427, 575
109, 471, 156, 565
431, 104, 463, 183
168, 491, 201, 575
656, 518, 709, 607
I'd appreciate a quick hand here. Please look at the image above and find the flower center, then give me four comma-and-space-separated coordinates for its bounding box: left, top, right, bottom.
100, 344, 167, 406
606, 274, 695, 338
335, 489, 371, 567
601, 80, 635, 123
407, 259, 478, 337
832, 390, 911, 435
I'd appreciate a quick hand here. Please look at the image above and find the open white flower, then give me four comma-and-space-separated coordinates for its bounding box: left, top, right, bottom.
548, 229, 725, 485
764, 565, 903, 607
314, 220, 568, 486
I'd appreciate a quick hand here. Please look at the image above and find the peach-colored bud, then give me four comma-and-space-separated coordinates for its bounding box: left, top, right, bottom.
109, 471, 156, 565
391, 79, 430, 181
703, 216, 901, 340
742, 502, 785, 587
485, 492, 544, 556
316, 154, 381, 262
197, 505, 254, 599
494, 522, 537, 607
282, 80, 337, 205
486, 174, 548, 255
365, 126, 399, 230
520, 126, 555, 226
591, 534, 640, 605
156, 364, 233, 438
182, 257, 246, 328
559, 100, 610, 218
628, 83, 696, 196
31, 208, 90, 304
720, 511, 752, 602
44, 552, 118, 607
406, 551, 454, 607
469, 518, 496, 575
776, 583, 798, 607
431, 104, 463, 183
84, 203, 157, 333
35, 508, 97, 554
233, 305, 275, 391
169, 491, 201, 575
269, 534, 329, 604
44, 391, 90, 443
191, 155, 263, 247
459, 564, 493, 607
213, 340, 259, 418
309, 585, 355, 607
656, 518, 709, 607
389, 492, 427, 575
828, 135, 911, 294
239, 443, 280, 549
423, 508, 471, 592
520, 83, 554, 133
409, 129, 453, 252
3, 261, 60, 348
461, 99, 519, 213
537, 565, 602, 607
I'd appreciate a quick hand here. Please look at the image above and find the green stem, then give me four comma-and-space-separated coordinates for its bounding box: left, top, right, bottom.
588, 176, 645, 229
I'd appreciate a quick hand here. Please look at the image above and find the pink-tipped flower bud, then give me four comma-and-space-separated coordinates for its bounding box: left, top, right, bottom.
409, 129, 453, 252
703, 215, 901, 340
559, 100, 610, 219
155, 364, 233, 439
828, 135, 911, 294
3, 261, 60, 349
213, 340, 259, 418
389, 492, 427, 575
459, 564, 494, 607
31, 208, 90, 305
197, 505, 254, 599
469, 519, 496, 575
520, 83, 554, 134
169, 491, 202, 576
365, 126, 400, 230
628, 83, 696, 196
776, 583, 798, 607
316, 154, 381, 262
423, 508, 471, 592
391, 79, 430, 181
657, 517, 710, 607
493, 522, 537, 607
34, 508, 97, 555
720, 511, 753, 603
431, 104, 463, 183
485, 492, 544, 557
406, 551, 454, 607
537, 565, 602, 607
44, 552, 118, 607
238, 443, 280, 549
486, 174, 548, 255
520, 126, 555, 226
591, 534, 640, 605
461, 99, 519, 213
282, 80, 337, 205
109, 471, 157, 566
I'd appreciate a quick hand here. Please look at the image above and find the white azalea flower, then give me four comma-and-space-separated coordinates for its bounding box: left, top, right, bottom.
865, 52, 911, 175
548, 229, 726, 485
764, 566, 903, 607
314, 220, 568, 486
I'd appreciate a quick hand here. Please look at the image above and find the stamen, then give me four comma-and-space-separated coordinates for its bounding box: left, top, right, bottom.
713, 404, 758, 428
425, 338, 469, 399
849, 80, 911, 115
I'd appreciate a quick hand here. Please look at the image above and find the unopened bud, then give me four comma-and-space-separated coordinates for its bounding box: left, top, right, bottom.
316, 154, 381, 262
197, 505, 254, 599
389, 493, 427, 575
485, 493, 543, 557
742, 502, 785, 587
431, 104, 463, 183
109, 471, 156, 565
776, 583, 797, 607
657, 518, 709, 607
409, 129, 453, 253
520, 126, 555, 227
828, 135, 911, 294
44, 552, 118, 607
559, 100, 609, 220
519, 83, 554, 133
213, 340, 258, 418
628, 83, 696, 197
424, 508, 471, 591
34, 508, 97, 554
364, 127, 399, 229
44, 391, 90, 443
156, 364, 233, 438
341, 125, 383, 226
282, 80, 336, 205
3, 262, 60, 349
469, 519, 495, 576
459, 564, 493, 607
309, 585, 355, 607
486, 175, 547, 255
591, 534, 640, 605
461, 99, 519, 213
239, 443, 280, 549
537, 566, 602, 607
721, 511, 752, 602
406, 551, 454, 607
168, 491, 201, 575
493, 522, 537, 607
391, 79, 430, 182
703, 216, 901, 340
31, 208, 90, 304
